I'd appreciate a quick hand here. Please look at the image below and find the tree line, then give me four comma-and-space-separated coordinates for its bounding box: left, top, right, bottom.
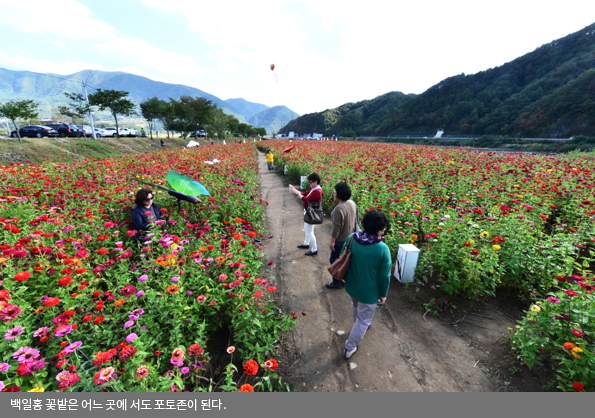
0, 89, 266, 142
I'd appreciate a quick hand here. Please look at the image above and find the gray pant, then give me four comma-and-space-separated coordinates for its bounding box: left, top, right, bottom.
345, 297, 377, 351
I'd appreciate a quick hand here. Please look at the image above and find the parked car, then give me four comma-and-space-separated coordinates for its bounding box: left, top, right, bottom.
94, 128, 110, 137
189, 130, 206, 138
45, 123, 82, 138
76, 125, 93, 136
119, 128, 137, 137
10, 125, 59, 138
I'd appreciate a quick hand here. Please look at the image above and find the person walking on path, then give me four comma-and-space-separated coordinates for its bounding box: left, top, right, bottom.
342, 209, 391, 360
326, 182, 358, 289
289, 173, 323, 256
266, 149, 275, 172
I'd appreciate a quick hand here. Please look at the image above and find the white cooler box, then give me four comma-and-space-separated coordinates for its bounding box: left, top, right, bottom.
394, 244, 420, 283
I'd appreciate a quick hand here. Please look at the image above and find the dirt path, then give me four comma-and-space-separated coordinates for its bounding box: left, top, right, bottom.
256, 151, 544, 392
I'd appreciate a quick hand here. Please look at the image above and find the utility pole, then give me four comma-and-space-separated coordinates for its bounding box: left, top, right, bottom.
82, 81, 97, 139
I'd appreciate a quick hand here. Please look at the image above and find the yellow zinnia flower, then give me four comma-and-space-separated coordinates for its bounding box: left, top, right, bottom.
530, 305, 541, 313
493, 245, 501, 250
28, 387, 44, 392
480, 231, 490, 238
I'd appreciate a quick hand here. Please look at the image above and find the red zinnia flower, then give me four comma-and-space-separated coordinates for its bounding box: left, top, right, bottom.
238, 384, 254, 392
573, 382, 584, 391
571, 329, 584, 338
44, 297, 60, 307
14, 271, 31, 282
470, 249, 480, 256
82, 315, 92, 323
93, 315, 105, 325
188, 343, 204, 357
264, 359, 278, 371
58, 276, 72, 286
243, 359, 259, 376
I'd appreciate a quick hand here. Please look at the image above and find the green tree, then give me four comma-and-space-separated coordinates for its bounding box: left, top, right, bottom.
341, 128, 355, 138
58, 92, 93, 137
140, 97, 162, 139
170, 96, 214, 138
156, 100, 176, 138
207, 108, 230, 142
237, 123, 252, 138
87, 89, 136, 138
0, 99, 40, 142
227, 115, 240, 137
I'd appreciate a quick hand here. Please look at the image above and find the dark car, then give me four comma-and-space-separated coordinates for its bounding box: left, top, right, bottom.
45, 123, 83, 137
10, 125, 59, 138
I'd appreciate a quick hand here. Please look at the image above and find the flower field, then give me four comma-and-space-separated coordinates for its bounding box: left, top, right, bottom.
2, 139, 594, 392
264, 139, 595, 391
0, 143, 292, 392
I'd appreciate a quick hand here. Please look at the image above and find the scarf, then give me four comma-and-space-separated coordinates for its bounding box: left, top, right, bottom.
354, 230, 383, 245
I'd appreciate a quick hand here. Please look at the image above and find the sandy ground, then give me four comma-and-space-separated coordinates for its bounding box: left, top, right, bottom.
256, 151, 548, 392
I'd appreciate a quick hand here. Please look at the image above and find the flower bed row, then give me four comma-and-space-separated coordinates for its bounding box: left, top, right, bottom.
262, 140, 594, 391
0, 143, 293, 392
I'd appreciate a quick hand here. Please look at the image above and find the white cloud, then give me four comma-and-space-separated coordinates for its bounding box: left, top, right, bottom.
0, 0, 116, 40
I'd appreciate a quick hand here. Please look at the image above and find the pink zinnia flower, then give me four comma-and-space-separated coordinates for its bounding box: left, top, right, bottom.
64, 341, 82, 353
4, 326, 24, 340
0, 304, 23, 323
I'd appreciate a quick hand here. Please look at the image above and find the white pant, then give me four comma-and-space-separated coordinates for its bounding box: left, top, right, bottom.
303, 222, 317, 252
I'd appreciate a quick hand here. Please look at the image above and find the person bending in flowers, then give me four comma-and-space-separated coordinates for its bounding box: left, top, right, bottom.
131, 189, 161, 238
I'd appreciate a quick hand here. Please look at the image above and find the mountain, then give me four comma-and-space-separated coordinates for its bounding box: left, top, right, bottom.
0, 68, 298, 134
247, 106, 299, 135
279, 91, 412, 137
280, 22, 595, 138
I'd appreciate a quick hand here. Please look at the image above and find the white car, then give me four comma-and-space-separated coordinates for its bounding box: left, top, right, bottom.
119, 128, 137, 137
76, 125, 93, 135
94, 128, 110, 137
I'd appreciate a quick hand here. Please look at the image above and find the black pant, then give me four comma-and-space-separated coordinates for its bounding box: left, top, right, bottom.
329, 240, 345, 285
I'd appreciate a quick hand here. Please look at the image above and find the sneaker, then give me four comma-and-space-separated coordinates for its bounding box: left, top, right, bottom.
343, 345, 359, 360
305, 250, 318, 256
325, 281, 343, 289
297, 244, 309, 249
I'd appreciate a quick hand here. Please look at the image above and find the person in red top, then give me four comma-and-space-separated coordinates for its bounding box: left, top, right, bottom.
289, 173, 323, 255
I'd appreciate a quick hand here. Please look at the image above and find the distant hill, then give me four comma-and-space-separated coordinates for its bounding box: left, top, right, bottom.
0, 68, 299, 134
247, 106, 299, 135
280, 22, 595, 138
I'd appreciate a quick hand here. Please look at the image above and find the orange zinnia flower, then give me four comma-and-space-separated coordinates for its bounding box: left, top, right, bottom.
238, 384, 254, 392
166, 285, 179, 294
114, 299, 126, 307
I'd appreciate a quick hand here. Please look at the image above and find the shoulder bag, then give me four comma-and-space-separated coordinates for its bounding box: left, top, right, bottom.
304, 201, 323, 224
328, 234, 355, 282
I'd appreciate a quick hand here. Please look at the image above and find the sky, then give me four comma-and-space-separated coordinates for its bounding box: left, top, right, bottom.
0, 0, 594, 116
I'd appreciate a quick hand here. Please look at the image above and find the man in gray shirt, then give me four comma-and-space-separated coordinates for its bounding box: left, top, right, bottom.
326, 182, 359, 289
